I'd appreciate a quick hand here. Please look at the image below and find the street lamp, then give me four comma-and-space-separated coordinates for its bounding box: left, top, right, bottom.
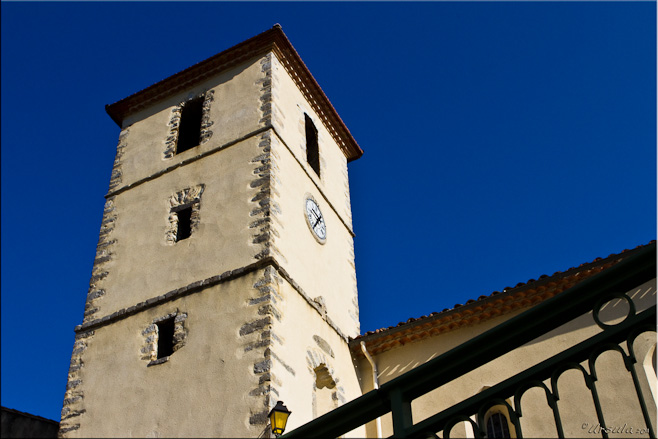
268, 400, 292, 438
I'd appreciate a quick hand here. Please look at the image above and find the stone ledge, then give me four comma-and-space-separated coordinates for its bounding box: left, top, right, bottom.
147, 357, 170, 367
74, 257, 351, 343
272, 263, 349, 342
75, 258, 277, 333
106, 125, 272, 199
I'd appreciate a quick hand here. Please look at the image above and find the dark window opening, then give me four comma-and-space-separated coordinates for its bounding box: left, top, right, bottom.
305, 114, 320, 177
174, 206, 193, 242
485, 413, 511, 439
156, 317, 176, 359
177, 97, 204, 154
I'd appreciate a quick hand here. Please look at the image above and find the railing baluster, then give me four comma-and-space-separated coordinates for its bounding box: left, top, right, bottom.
585, 371, 609, 439
624, 336, 655, 439
510, 404, 524, 439
547, 389, 565, 439
390, 388, 413, 438
281, 245, 656, 439
627, 364, 655, 439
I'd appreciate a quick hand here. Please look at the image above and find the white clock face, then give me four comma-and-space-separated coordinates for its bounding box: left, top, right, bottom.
305, 197, 326, 242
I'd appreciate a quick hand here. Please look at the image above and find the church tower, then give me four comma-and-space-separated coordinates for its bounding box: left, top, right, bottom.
60, 26, 364, 438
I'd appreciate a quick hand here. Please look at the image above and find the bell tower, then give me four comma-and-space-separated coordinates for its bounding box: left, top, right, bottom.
60, 26, 364, 438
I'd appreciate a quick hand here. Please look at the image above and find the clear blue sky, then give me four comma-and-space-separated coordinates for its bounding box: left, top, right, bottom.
1, 1, 655, 422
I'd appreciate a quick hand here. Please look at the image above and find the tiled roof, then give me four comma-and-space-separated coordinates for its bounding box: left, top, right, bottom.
350, 241, 656, 357
105, 25, 363, 162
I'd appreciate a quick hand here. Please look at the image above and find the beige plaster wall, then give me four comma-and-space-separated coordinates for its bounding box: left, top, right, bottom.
70, 270, 272, 438
269, 53, 354, 231
263, 55, 359, 338
118, 57, 267, 187
94, 136, 268, 317
267, 277, 365, 437
269, 132, 359, 337
66, 47, 364, 437
356, 280, 657, 438
70, 263, 367, 438
96, 50, 360, 334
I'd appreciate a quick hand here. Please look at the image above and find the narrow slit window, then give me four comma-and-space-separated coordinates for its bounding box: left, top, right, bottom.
305, 114, 320, 177
156, 317, 176, 359
177, 97, 204, 154
485, 413, 511, 439
174, 206, 193, 242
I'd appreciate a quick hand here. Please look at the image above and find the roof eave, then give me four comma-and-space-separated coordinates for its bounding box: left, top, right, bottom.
105, 25, 363, 162
351, 241, 656, 356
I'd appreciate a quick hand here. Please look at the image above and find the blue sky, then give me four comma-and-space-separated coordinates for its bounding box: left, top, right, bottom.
1, 2, 655, 422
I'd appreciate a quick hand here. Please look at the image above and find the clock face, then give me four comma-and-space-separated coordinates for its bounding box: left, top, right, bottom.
305, 197, 327, 242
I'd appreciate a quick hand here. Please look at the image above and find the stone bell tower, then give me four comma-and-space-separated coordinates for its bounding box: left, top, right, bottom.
59, 26, 364, 438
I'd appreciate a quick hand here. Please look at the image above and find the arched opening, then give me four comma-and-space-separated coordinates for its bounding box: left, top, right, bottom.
485, 412, 510, 438
482, 404, 516, 438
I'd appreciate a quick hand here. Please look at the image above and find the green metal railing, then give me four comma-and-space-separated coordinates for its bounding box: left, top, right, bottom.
283, 243, 656, 439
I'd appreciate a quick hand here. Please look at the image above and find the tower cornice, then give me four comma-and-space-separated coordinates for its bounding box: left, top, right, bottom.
105, 25, 363, 162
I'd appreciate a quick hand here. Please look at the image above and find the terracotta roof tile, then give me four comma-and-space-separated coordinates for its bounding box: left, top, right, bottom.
351, 241, 655, 356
